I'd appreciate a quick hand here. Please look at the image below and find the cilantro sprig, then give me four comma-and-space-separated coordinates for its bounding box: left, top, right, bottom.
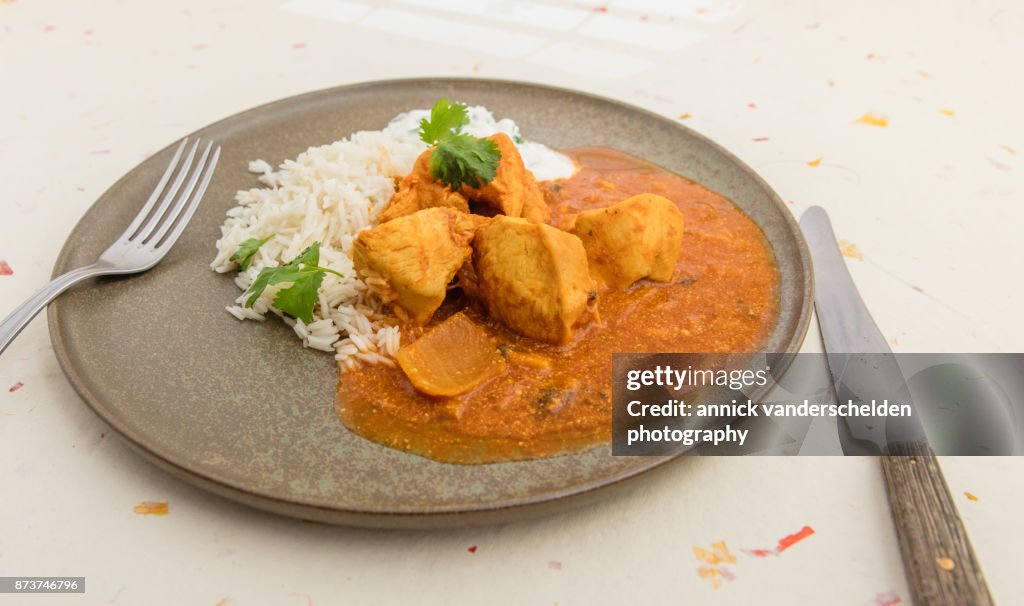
419, 98, 469, 145
229, 234, 274, 270
239, 242, 343, 323
419, 98, 501, 190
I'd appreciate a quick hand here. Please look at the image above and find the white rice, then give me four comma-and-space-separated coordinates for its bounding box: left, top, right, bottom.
211, 105, 576, 368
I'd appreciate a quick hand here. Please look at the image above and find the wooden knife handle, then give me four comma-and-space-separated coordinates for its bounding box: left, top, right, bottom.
881, 442, 994, 605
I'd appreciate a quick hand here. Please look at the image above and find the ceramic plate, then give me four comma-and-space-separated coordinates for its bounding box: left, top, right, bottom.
48, 79, 812, 528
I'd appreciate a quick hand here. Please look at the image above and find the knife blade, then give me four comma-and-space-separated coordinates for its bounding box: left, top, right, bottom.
800, 206, 994, 606
801, 206, 923, 454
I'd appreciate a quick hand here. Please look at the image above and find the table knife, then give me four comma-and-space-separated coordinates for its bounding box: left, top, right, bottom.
800, 206, 994, 606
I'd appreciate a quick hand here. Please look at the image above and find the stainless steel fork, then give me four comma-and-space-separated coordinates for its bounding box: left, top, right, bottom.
0, 138, 220, 356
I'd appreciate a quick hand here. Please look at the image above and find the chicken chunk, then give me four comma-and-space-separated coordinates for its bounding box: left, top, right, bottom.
473, 216, 592, 343
519, 179, 552, 224
353, 207, 476, 324
461, 133, 550, 223
381, 134, 552, 224
571, 193, 685, 290
377, 173, 470, 223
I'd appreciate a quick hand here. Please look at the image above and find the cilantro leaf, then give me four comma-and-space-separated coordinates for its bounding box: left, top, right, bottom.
272, 271, 325, 324
244, 265, 308, 307
417, 98, 502, 190
240, 241, 344, 320
229, 234, 274, 271
244, 267, 275, 307
288, 241, 321, 268
419, 98, 469, 145
430, 134, 500, 190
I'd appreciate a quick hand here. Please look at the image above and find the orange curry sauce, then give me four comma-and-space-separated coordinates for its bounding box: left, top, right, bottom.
336, 147, 780, 463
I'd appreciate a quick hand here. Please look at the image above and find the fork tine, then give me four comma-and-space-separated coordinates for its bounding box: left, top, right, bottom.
145, 140, 213, 246
133, 139, 200, 243
153, 145, 220, 252
120, 139, 188, 240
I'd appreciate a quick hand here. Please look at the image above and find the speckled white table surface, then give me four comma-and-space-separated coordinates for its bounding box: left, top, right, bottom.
1, 1, 1022, 604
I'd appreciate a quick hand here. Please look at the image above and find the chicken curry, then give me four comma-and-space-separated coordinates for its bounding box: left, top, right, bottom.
336, 131, 780, 464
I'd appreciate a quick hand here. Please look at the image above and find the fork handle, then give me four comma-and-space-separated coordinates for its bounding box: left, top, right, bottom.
0, 263, 106, 356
